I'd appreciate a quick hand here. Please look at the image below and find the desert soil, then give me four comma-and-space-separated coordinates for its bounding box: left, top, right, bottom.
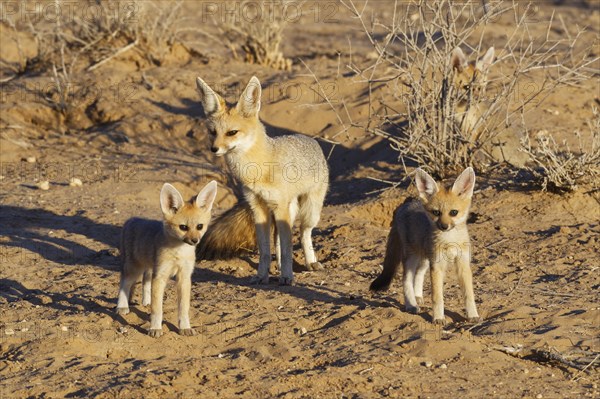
1, 1, 599, 398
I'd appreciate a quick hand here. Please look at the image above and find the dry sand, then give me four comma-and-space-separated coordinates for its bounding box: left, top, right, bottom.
1, 2, 599, 398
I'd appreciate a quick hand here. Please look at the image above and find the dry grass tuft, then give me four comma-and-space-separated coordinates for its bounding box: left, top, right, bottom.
216, 0, 293, 71
520, 108, 600, 192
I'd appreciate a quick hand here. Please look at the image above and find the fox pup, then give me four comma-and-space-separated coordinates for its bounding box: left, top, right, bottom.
451, 46, 495, 142
370, 168, 480, 324
195, 76, 329, 286
116, 181, 218, 337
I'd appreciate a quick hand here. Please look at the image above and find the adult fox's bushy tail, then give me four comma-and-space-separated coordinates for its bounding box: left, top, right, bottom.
196, 201, 258, 260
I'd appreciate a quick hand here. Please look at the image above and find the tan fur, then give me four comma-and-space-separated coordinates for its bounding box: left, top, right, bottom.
370, 168, 480, 324
451, 47, 495, 142
197, 200, 258, 259
196, 76, 329, 285
116, 181, 217, 337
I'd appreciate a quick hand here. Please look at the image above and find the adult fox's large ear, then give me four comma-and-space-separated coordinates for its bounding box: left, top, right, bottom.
196, 77, 224, 116
160, 183, 184, 216
476, 47, 495, 73
195, 180, 218, 212
451, 47, 468, 72
414, 168, 439, 200
452, 167, 476, 199
237, 76, 261, 117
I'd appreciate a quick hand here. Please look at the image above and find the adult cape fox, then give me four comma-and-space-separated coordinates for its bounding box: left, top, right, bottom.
195, 76, 329, 285
370, 168, 480, 324
451, 46, 495, 142
117, 181, 218, 337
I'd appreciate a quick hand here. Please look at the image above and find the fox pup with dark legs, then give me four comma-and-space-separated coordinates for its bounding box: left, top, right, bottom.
117, 181, 217, 337
371, 168, 480, 325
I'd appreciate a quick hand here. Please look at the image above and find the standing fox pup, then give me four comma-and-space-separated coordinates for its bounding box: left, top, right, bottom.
196, 76, 329, 285
451, 46, 495, 142
370, 168, 480, 324
116, 181, 218, 337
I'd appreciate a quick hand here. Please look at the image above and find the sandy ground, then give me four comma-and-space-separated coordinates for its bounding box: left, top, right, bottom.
1, 1, 599, 398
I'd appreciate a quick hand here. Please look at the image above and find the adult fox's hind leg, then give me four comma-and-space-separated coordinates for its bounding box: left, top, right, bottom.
298, 189, 325, 271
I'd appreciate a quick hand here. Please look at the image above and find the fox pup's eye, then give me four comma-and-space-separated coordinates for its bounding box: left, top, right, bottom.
179, 224, 189, 231
226, 130, 239, 137
196, 224, 203, 230
449, 210, 459, 216
432, 210, 441, 217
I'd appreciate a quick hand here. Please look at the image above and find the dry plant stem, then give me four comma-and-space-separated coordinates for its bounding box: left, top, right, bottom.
87, 40, 138, 72
571, 353, 600, 381
300, 60, 353, 142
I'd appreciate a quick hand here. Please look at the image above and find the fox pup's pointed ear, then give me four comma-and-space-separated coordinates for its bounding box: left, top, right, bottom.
160, 183, 185, 216
452, 167, 476, 198
195, 180, 218, 211
415, 168, 438, 200
196, 77, 223, 116
451, 47, 468, 72
237, 76, 261, 117
476, 47, 495, 73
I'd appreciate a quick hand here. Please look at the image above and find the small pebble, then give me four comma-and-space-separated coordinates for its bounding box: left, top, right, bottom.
25, 156, 36, 163
423, 361, 433, 368
38, 181, 50, 190
439, 363, 447, 369
299, 327, 307, 336
61, 326, 68, 332
5, 328, 15, 336
536, 394, 543, 399
69, 177, 83, 187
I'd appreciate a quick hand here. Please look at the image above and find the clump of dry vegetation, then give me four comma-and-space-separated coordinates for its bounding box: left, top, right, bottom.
337, 0, 597, 178
520, 108, 600, 192
3, 0, 186, 76
1, 0, 188, 132
214, 0, 293, 71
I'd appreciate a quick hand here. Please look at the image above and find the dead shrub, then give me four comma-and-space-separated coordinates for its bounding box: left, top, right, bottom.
2, 0, 186, 75
214, 0, 293, 71
339, 0, 597, 178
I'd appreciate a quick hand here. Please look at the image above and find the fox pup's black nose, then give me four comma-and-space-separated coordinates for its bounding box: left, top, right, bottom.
438, 222, 450, 231
190, 238, 199, 244
211, 146, 218, 153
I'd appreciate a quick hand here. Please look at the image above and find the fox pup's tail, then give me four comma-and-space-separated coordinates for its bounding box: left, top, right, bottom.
370, 216, 402, 291
196, 201, 257, 260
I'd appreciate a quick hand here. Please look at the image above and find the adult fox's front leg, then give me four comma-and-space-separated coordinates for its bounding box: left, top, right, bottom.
250, 199, 271, 285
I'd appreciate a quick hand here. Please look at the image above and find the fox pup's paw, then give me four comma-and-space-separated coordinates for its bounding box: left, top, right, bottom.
278, 276, 294, 286
250, 275, 269, 285
467, 316, 482, 323
148, 328, 163, 338
179, 328, 197, 336
415, 296, 424, 305
433, 318, 447, 326
307, 262, 324, 271
405, 305, 420, 314
116, 307, 130, 315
